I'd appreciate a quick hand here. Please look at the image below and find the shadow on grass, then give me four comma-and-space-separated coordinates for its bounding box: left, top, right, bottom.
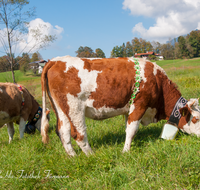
90, 123, 164, 149
46, 120, 189, 150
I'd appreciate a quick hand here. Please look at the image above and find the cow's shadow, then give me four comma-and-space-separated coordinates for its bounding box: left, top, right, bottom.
88, 120, 188, 149
89, 123, 164, 149
48, 121, 188, 150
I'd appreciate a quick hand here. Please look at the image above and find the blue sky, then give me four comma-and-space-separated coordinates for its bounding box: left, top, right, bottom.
1, 0, 200, 60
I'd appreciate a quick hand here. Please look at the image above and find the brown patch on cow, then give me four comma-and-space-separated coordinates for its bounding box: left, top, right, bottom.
70, 121, 84, 141
47, 61, 81, 97
89, 58, 136, 109
82, 58, 107, 72
57, 118, 63, 131
191, 117, 199, 124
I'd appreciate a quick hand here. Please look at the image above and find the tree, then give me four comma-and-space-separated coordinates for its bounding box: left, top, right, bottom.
110, 45, 123, 57
0, 0, 56, 83
188, 30, 200, 57
0, 55, 9, 72
174, 42, 181, 59
160, 43, 174, 60
178, 36, 189, 58
31, 52, 40, 62
19, 53, 30, 74
95, 48, 105, 58
131, 37, 141, 53
151, 41, 161, 54
76, 46, 95, 58
125, 41, 134, 57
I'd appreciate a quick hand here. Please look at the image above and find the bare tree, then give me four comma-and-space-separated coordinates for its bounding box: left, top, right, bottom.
0, 0, 56, 83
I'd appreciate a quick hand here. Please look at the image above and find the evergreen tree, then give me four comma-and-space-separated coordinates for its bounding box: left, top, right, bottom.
95, 48, 106, 58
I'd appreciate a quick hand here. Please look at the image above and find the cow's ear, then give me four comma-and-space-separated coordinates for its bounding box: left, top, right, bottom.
179, 107, 190, 117
179, 106, 192, 121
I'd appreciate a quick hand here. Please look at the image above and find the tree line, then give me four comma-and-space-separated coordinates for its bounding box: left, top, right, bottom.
0, 52, 41, 73
76, 30, 200, 60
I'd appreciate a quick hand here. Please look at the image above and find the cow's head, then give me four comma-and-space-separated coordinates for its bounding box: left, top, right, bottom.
179, 98, 200, 137
25, 108, 50, 134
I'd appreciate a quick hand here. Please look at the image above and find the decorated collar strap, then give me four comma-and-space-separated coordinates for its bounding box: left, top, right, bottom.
129, 58, 142, 105
29, 107, 42, 125
168, 97, 188, 126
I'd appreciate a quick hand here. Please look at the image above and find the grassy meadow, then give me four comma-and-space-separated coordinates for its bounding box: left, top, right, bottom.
0, 59, 200, 189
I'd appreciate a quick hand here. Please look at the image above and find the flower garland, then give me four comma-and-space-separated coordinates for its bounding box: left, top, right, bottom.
129, 58, 142, 105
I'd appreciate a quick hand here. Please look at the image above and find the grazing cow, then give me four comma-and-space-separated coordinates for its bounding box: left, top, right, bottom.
0, 82, 50, 143
41, 56, 200, 156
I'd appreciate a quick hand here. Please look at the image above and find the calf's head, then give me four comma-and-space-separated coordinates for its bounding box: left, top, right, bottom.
179, 98, 200, 137
25, 108, 50, 134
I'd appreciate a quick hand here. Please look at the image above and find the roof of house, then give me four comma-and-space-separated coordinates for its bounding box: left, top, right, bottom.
134, 52, 163, 57
29, 60, 47, 66
134, 51, 155, 57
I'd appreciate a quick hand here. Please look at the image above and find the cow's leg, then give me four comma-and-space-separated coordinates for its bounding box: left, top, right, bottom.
7, 122, 15, 143
58, 116, 77, 157
70, 114, 93, 156
73, 125, 93, 156
123, 119, 141, 152
123, 104, 146, 152
67, 95, 92, 156
19, 117, 26, 139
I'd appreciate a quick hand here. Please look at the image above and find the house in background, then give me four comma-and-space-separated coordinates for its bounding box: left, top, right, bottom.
29, 60, 47, 74
134, 51, 163, 60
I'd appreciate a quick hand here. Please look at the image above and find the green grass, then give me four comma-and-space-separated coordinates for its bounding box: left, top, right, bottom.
0, 59, 200, 189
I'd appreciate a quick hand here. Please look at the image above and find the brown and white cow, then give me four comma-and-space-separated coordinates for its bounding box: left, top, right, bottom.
0, 82, 49, 143
41, 56, 200, 156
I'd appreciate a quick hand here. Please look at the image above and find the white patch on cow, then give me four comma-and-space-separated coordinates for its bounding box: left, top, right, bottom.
85, 99, 129, 120
128, 57, 147, 83
129, 104, 135, 114
141, 107, 157, 126
181, 98, 200, 137
0, 88, 3, 93
86, 58, 102, 60
7, 122, 14, 143
123, 119, 141, 152
67, 93, 93, 155
67, 93, 86, 134
151, 62, 167, 76
138, 58, 147, 83
19, 117, 26, 139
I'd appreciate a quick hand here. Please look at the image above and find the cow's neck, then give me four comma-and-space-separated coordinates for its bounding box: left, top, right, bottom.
162, 79, 182, 120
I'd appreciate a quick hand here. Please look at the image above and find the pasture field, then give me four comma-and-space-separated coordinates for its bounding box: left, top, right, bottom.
0, 58, 200, 189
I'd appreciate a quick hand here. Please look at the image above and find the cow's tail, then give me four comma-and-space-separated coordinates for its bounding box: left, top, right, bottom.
41, 60, 55, 144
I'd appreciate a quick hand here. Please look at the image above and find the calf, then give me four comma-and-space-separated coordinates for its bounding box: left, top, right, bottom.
41, 56, 200, 156
0, 82, 49, 143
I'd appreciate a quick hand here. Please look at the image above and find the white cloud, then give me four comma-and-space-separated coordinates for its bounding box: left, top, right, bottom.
123, 0, 200, 42
0, 18, 64, 56
198, 23, 200, 30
